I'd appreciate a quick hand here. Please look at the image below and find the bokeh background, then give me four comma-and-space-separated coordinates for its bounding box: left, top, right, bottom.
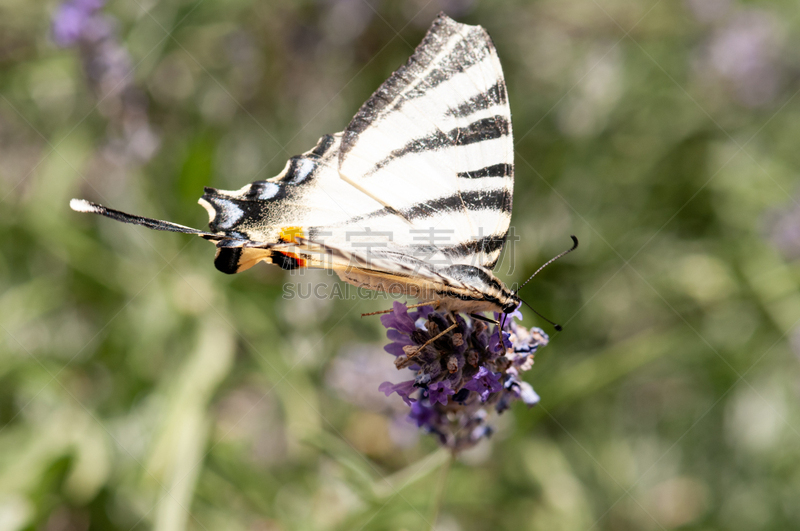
3, 0, 800, 529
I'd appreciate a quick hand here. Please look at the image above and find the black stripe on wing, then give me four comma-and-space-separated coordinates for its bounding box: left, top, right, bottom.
445, 81, 507, 119
411, 234, 504, 257
371, 115, 510, 173
457, 163, 511, 179
410, 234, 507, 269
341, 14, 493, 158
214, 246, 243, 273
402, 189, 511, 220
443, 234, 506, 258
396, 38, 492, 103
339, 189, 512, 225
451, 234, 507, 270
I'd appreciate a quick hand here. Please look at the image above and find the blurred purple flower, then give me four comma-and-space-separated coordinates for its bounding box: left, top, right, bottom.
709, 11, 782, 107
52, 0, 107, 47
766, 195, 800, 261
691, 6, 785, 108
378, 303, 548, 451
326, 345, 409, 412
326, 345, 420, 448
52, 5, 90, 46
409, 401, 436, 428
50, 0, 159, 165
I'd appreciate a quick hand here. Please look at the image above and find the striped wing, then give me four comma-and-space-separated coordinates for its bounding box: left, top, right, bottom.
203, 14, 514, 274
71, 15, 514, 283
339, 14, 513, 269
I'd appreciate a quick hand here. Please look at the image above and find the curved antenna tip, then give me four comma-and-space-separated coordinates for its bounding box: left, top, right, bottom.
519, 298, 562, 332
515, 234, 580, 294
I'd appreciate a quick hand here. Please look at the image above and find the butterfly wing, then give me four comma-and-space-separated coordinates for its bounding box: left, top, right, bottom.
72, 15, 513, 281
203, 14, 513, 273
338, 13, 514, 270
199, 133, 462, 286
198, 133, 388, 273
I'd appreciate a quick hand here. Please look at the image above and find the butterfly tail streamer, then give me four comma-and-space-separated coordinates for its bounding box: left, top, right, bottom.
70, 198, 225, 240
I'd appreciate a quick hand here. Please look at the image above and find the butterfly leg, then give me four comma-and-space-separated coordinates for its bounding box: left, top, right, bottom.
407, 323, 458, 359
361, 300, 440, 318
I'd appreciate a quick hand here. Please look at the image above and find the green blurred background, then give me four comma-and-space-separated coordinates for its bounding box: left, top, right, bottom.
3, 0, 800, 529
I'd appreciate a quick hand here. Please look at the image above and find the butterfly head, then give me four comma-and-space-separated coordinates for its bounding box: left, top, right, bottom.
501, 297, 521, 314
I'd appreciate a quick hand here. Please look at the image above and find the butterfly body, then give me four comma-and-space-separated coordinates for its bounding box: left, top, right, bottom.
71, 14, 522, 317
332, 263, 519, 314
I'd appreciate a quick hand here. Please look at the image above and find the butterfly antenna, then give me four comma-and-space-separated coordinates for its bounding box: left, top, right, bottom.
519, 297, 563, 332
512, 236, 577, 332
515, 235, 578, 294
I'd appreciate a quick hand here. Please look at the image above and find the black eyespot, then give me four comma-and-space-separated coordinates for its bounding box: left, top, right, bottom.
214, 247, 242, 274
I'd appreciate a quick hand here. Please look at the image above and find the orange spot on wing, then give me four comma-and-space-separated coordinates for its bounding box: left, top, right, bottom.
279, 226, 304, 243
278, 227, 306, 268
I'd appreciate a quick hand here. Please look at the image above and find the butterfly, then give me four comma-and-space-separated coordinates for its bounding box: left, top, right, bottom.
71, 14, 575, 325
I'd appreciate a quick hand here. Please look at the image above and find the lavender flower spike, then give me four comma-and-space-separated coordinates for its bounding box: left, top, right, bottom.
378, 303, 549, 451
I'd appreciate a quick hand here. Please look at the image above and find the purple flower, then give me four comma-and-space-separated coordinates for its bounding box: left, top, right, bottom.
494, 305, 523, 325
52, 4, 89, 46
378, 380, 416, 406
379, 301, 417, 333
464, 366, 503, 402
384, 328, 414, 356
427, 380, 455, 405
690, 6, 786, 108
51, 0, 106, 47
409, 401, 437, 428
378, 303, 548, 450
75, 0, 105, 8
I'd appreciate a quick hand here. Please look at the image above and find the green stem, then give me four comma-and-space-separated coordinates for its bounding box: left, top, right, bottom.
428, 451, 455, 530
